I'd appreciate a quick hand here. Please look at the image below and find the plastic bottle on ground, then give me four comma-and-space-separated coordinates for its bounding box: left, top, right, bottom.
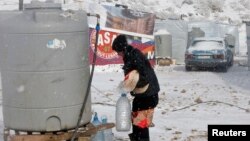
101, 115, 114, 141
91, 112, 104, 141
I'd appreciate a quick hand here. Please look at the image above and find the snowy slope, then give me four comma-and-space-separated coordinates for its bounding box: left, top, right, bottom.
95, 0, 250, 23
1, 0, 250, 23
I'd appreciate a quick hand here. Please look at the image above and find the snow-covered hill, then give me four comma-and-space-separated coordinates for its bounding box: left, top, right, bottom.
0, 0, 249, 55
95, 0, 250, 24
1, 0, 250, 24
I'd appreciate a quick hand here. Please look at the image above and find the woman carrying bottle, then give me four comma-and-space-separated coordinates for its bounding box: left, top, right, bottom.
112, 34, 160, 141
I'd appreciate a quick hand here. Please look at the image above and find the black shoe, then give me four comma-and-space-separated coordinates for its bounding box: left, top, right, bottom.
128, 133, 137, 141
139, 138, 150, 141
129, 133, 150, 141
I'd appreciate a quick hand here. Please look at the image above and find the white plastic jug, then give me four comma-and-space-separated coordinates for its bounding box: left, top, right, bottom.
115, 93, 131, 132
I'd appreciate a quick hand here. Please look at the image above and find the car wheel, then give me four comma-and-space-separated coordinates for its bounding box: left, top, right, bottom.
221, 65, 228, 72
229, 56, 234, 66
229, 60, 233, 66
185, 66, 192, 71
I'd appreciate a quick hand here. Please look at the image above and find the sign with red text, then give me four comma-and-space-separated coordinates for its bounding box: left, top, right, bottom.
89, 28, 156, 65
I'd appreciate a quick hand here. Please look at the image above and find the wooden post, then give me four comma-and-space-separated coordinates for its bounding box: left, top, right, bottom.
19, 0, 23, 11
3, 128, 10, 141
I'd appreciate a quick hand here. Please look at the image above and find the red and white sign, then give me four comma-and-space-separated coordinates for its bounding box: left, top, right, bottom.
90, 29, 118, 60
89, 28, 156, 65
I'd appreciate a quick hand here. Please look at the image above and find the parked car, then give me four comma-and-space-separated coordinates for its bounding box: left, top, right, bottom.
185, 37, 234, 72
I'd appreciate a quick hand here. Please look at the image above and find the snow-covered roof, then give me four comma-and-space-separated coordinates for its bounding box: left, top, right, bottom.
193, 37, 224, 41
154, 29, 171, 35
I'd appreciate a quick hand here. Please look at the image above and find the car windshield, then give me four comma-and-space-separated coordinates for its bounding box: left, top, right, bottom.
190, 40, 224, 50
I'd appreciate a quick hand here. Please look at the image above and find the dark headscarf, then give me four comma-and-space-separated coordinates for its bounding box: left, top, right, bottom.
112, 34, 128, 52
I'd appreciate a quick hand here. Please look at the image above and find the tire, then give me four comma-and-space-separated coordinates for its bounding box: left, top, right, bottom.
185, 66, 192, 71
229, 56, 234, 67
221, 64, 228, 72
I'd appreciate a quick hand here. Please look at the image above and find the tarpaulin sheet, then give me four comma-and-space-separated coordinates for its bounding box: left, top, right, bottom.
103, 5, 156, 35
86, 3, 156, 65
88, 28, 155, 65
87, 3, 156, 35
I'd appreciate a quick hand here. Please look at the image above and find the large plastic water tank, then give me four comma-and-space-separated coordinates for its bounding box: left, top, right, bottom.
154, 29, 172, 58
190, 27, 205, 38
0, 1, 91, 132
188, 27, 205, 47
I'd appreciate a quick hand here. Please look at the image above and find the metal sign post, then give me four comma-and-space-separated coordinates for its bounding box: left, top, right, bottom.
19, 0, 23, 10
246, 22, 250, 71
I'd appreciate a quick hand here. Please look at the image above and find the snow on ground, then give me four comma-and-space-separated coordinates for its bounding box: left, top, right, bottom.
90, 58, 250, 141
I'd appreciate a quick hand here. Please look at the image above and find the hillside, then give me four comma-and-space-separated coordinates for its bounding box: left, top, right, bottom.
103, 0, 250, 24
1, 0, 250, 24
0, 0, 250, 24
0, 0, 248, 55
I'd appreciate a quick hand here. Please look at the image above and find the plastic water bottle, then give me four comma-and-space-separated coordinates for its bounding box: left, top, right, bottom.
101, 115, 114, 141
91, 112, 104, 141
115, 93, 131, 132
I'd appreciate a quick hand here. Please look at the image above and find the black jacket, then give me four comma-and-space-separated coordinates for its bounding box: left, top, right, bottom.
122, 45, 160, 111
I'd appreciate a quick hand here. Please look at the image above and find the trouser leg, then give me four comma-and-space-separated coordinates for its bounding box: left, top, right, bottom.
132, 125, 150, 141
128, 133, 137, 141
130, 109, 154, 141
